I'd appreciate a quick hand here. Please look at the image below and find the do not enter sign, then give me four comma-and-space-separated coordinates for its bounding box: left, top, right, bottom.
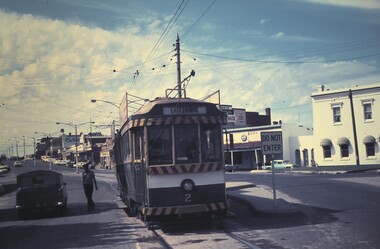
261, 131, 283, 155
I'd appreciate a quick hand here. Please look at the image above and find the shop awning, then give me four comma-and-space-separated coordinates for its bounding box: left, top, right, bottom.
337, 137, 350, 146
363, 135, 376, 144
320, 138, 332, 146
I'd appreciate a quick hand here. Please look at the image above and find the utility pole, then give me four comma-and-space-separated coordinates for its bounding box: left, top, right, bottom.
176, 34, 182, 98
349, 89, 360, 166
23, 136, 26, 160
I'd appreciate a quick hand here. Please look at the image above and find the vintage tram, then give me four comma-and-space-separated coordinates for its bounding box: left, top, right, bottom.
114, 96, 228, 227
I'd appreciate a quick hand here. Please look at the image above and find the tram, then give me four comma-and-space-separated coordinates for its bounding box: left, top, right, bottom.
114, 96, 228, 227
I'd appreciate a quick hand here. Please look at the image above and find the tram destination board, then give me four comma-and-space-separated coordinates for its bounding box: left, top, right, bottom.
261, 131, 283, 155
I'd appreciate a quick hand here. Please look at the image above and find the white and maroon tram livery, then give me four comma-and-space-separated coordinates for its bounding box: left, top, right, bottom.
114, 97, 228, 226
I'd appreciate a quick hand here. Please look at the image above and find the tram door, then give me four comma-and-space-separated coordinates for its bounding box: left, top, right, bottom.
133, 128, 145, 203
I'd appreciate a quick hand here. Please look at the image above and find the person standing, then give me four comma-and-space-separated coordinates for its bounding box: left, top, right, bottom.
82, 162, 98, 211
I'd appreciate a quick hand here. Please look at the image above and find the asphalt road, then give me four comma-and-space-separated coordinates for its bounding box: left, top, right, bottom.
2, 161, 380, 249
0, 160, 164, 249
225, 170, 380, 249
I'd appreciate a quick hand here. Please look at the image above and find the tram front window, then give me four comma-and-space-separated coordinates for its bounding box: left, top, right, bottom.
148, 126, 172, 165
175, 125, 198, 163
201, 124, 222, 162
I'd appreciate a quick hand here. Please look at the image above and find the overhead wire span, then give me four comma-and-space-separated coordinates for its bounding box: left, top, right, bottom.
128, 0, 190, 91
182, 0, 217, 40
182, 49, 380, 64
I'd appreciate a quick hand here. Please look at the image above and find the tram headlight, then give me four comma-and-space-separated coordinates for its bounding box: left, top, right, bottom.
181, 179, 195, 192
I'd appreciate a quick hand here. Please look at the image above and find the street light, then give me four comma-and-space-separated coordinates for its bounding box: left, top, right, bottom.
91, 99, 119, 108
56, 121, 95, 174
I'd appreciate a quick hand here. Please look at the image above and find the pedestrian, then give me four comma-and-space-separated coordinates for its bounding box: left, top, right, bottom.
82, 162, 98, 211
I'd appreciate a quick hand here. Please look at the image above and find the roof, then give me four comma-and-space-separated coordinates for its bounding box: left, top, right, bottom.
311, 83, 380, 98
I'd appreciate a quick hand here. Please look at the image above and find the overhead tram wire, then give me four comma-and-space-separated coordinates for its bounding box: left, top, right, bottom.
128, 0, 190, 91
182, 0, 217, 40
182, 49, 380, 64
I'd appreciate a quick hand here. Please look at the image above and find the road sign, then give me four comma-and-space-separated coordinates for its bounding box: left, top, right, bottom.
261, 131, 283, 155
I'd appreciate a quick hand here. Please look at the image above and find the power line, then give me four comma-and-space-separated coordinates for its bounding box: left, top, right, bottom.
182, 0, 217, 40
182, 49, 380, 64
129, 0, 190, 91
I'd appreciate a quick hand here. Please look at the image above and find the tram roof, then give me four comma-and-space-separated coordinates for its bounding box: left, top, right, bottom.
133, 97, 206, 115
120, 97, 226, 131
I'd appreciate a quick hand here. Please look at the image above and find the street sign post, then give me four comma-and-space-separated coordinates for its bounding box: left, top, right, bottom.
261, 131, 283, 208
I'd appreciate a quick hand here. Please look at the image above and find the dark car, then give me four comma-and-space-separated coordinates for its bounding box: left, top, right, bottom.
16, 170, 68, 218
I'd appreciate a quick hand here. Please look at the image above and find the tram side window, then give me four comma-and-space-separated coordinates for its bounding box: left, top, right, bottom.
201, 124, 222, 162
148, 126, 172, 165
175, 125, 198, 163
122, 132, 131, 162
133, 128, 143, 160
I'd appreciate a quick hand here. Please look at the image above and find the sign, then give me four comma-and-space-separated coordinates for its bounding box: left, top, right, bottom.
119, 93, 128, 125
163, 106, 206, 115
261, 131, 283, 155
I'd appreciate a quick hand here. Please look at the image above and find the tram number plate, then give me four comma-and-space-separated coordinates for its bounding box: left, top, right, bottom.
184, 193, 192, 203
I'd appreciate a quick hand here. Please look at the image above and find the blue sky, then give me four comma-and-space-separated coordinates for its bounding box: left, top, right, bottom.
1, 0, 380, 155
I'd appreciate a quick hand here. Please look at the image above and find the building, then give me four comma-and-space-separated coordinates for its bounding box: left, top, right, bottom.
309, 83, 380, 166
220, 104, 271, 129
225, 123, 312, 170
224, 83, 380, 168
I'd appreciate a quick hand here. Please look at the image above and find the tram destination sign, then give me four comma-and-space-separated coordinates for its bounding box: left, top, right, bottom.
163, 106, 206, 115
261, 131, 283, 155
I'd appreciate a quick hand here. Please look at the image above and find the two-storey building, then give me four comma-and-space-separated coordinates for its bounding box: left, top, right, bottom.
311, 83, 380, 166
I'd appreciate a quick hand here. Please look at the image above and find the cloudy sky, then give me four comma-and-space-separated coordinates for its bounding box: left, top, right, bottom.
1, 0, 380, 155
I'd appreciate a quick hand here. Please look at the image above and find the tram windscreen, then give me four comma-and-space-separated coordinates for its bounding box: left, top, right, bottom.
201, 124, 222, 162
148, 126, 173, 165
175, 125, 199, 163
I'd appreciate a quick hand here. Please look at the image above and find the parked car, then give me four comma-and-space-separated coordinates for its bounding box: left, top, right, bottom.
65, 161, 75, 168
13, 161, 22, 167
263, 160, 294, 170
225, 164, 237, 172
74, 161, 88, 169
0, 163, 11, 174
16, 170, 68, 218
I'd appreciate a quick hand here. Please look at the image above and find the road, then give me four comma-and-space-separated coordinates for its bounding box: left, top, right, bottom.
0, 160, 165, 249
1, 161, 380, 248
225, 170, 380, 249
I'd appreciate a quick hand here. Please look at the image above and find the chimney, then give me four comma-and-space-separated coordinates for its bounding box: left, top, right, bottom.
265, 107, 271, 116
319, 85, 325, 92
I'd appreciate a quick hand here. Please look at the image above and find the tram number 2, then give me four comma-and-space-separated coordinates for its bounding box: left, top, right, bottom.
184, 193, 192, 203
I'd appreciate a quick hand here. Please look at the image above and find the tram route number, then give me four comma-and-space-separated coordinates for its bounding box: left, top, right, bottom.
184, 193, 192, 203
261, 131, 283, 155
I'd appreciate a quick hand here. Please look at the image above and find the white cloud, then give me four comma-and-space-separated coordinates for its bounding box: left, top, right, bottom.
299, 0, 380, 9
271, 32, 285, 40
260, 18, 270, 24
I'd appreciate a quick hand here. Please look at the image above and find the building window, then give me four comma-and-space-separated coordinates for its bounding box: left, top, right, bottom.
363, 103, 372, 121
340, 144, 349, 158
366, 143, 375, 157
322, 145, 331, 158
332, 106, 341, 123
